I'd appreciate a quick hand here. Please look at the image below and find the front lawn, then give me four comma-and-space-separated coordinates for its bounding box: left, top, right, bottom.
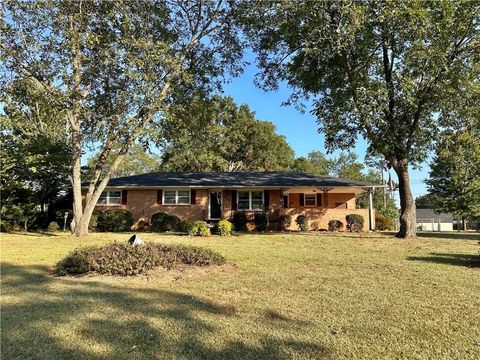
1, 232, 479, 359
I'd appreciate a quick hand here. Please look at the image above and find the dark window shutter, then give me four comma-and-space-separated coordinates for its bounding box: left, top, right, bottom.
157, 190, 162, 205
263, 190, 270, 209
283, 195, 289, 208
231, 190, 237, 210
299, 193, 305, 207
316, 193, 322, 207
191, 189, 196, 205
121, 190, 128, 205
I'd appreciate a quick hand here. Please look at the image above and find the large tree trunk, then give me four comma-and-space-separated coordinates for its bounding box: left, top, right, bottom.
392, 160, 417, 239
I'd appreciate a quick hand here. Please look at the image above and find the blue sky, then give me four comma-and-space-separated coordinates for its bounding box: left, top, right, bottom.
222, 57, 430, 205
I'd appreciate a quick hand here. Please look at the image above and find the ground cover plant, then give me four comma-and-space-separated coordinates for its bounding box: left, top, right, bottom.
56, 242, 226, 276
1, 231, 479, 359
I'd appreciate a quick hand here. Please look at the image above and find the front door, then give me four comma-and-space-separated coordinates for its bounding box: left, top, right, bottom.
209, 191, 222, 219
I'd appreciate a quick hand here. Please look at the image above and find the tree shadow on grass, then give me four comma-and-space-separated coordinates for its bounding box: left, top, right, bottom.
416, 232, 480, 241
407, 253, 480, 268
1, 262, 329, 360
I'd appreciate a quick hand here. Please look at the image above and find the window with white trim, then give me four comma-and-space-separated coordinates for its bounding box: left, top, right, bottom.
304, 194, 316, 207
163, 190, 191, 205
98, 190, 122, 205
237, 191, 263, 211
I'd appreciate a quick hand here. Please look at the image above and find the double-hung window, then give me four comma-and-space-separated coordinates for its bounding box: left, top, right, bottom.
163, 190, 191, 205
98, 190, 122, 205
304, 194, 316, 207
237, 191, 263, 211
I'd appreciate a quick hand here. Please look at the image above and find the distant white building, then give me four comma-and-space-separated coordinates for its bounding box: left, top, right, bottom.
416, 208, 456, 231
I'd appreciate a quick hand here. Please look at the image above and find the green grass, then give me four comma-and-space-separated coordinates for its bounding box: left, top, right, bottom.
1, 231, 479, 359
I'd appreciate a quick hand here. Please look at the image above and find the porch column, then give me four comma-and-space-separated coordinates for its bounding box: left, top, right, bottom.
318, 187, 333, 208
368, 189, 374, 231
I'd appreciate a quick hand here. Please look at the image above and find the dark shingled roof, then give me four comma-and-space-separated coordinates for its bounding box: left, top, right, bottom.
416, 208, 455, 222
96, 172, 378, 188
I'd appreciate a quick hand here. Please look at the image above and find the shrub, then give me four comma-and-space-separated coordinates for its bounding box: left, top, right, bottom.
295, 215, 309, 231
97, 209, 133, 232
56, 242, 226, 276
216, 220, 233, 236
88, 210, 101, 231
279, 214, 292, 231
310, 221, 320, 231
254, 212, 269, 232
47, 221, 61, 232
151, 212, 181, 232
346, 214, 365, 232
232, 212, 248, 231
375, 213, 394, 230
184, 220, 211, 237
0, 221, 11, 233
328, 220, 344, 231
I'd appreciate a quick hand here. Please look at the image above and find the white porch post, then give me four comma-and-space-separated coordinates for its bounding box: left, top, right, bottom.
369, 189, 374, 231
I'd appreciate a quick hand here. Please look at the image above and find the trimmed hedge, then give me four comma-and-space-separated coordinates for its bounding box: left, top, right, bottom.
56, 242, 226, 276
328, 220, 344, 231
97, 209, 133, 232
151, 212, 181, 232
296, 215, 309, 231
47, 221, 60, 232
279, 214, 292, 231
184, 220, 211, 237
254, 212, 269, 232
216, 220, 233, 236
346, 214, 365, 232
375, 213, 394, 230
232, 212, 248, 231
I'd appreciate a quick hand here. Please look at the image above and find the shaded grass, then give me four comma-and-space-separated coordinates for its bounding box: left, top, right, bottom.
1, 231, 479, 359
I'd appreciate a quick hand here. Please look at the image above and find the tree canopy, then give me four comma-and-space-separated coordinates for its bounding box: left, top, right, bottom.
158, 96, 294, 172
426, 130, 480, 219
1, 0, 245, 235
242, 0, 480, 238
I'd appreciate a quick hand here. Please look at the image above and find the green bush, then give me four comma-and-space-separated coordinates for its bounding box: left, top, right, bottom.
0, 221, 11, 233
184, 220, 211, 237
151, 212, 181, 232
254, 212, 269, 232
328, 220, 344, 231
375, 213, 394, 230
346, 214, 365, 232
216, 220, 233, 236
279, 214, 292, 231
47, 221, 61, 232
97, 209, 133, 232
88, 210, 101, 231
56, 242, 226, 276
295, 215, 309, 231
232, 212, 248, 231
310, 221, 320, 231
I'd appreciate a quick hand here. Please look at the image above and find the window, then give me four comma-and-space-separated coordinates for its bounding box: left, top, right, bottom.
304, 194, 316, 207
98, 190, 122, 205
237, 191, 263, 211
163, 190, 191, 205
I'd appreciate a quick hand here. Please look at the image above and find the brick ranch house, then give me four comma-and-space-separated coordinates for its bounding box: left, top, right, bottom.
84, 172, 380, 231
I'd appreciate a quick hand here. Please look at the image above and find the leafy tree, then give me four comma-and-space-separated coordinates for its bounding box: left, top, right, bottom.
1, 79, 70, 230
291, 151, 329, 174
426, 130, 480, 220
415, 193, 439, 209
1, 0, 245, 236
243, 1, 479, 238
86, 143, 161, 178
158, 96, 294, 171
327, 152, 364, 180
